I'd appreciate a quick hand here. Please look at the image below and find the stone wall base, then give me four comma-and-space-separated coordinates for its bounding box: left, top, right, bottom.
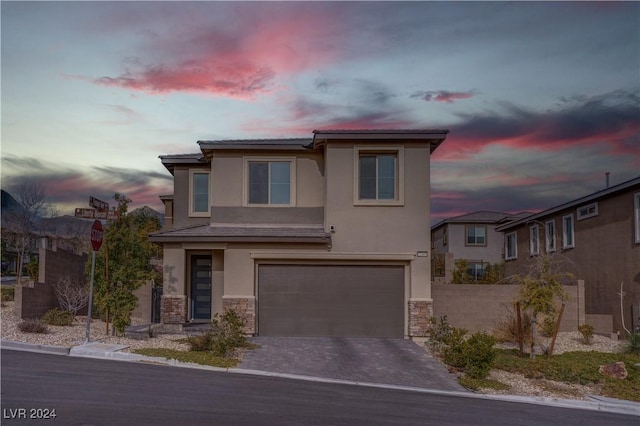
408, 298, 433, 337
223, 296, 256, 335
161, 295, 187, 324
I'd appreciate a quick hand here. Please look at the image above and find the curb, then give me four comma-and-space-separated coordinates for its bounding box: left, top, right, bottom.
3, 339, 639, 417
1, 340, 71, 355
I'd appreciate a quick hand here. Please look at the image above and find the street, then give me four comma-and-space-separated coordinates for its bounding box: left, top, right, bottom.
1, 350, 637, 426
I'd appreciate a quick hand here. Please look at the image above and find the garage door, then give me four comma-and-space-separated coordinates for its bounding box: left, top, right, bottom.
258, 264, 404, 338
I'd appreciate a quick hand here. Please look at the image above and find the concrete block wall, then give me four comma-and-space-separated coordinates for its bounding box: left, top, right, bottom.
14, 282, 58, 319
131, 280, 153, 324
432, 281, 586, 334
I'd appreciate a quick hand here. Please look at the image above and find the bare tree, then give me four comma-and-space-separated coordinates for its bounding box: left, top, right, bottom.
2, 179, 56, 284
54, 275, 89, 317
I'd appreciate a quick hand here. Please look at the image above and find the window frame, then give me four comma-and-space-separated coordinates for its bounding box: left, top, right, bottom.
505, 232, 518, 260
545, 220, 556, 252
529, 224, 540, 255
243, 157, 296, 207
189, 170, 211, 217
353, 146, 404, 206
577, 202, 598, 220
465, 225, 487, 247
634, 192, 640, 244
562, 214, 575, 249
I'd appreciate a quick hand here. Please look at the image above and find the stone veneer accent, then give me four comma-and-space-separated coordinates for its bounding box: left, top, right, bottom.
408, 298, 433, 337
161, 295, 187, 324
222, 296, 256, 335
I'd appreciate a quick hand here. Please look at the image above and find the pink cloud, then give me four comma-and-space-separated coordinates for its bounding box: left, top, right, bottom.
411, 90, 475, 104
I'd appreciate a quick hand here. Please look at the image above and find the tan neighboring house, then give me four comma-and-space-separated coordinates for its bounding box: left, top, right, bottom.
431, 211, 528, 283
149, 129, 449, 338
496, 176, 640, 335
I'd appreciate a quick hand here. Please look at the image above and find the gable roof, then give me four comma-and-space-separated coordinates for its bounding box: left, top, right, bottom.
496, 175, 640, 232
431, 211, 529, 230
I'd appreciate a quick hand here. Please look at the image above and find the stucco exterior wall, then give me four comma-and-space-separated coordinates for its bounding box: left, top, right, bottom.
446, 223, 504, 264
172, 165, 211, 229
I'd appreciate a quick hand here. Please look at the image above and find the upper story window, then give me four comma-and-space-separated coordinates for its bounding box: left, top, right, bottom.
465, 225, 486, 246
189, 170, 210, 217
505, 232, 517, 260
577, 202, 598, 220
545, 220, 556, 252
245, 158, 296, 206
354, 146, 404, 206
562, 214, 575, 249
634, 192, 640, 244
529, 224, 540, 255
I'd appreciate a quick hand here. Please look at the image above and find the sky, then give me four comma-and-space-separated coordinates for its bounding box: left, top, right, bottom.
1, 1, 638, 225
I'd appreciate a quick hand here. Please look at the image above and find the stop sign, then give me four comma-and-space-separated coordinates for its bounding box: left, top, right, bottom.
90, 220, 103, 252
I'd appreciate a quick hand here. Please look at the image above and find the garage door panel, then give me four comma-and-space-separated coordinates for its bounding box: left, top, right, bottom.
258, 265, 404, 338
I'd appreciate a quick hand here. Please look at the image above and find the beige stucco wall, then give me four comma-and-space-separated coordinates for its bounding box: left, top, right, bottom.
171, 165, 211, 229
210, 151, 324, 209
447, 223, 505, 264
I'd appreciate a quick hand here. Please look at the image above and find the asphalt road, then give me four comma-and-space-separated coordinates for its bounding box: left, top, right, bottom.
1, 350, 637, 426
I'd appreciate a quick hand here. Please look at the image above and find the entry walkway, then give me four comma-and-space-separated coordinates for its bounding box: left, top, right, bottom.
239, 337, 466, 392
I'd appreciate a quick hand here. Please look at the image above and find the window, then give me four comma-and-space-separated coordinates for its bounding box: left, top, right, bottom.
635, 192, 640, 244
189, 171, 210, 216
466, 262, 487, 281
545, 220, 556, 252
529, 225, 540, 255
443, 226, 448, 246
466, 225, 487, 246
577, 202, 598, 220
562, 214, 575, 249
354, 146, 404, 205
505, 232, 517, 260
247, 160, 292, 205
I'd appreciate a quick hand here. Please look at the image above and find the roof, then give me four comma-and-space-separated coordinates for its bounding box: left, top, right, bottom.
496, 175, 640, 231
431, 211, 528, 230
312, 129, 449, 153
158, 153, 207, 174
149, 224, 331, 244
198, 138, 313, 152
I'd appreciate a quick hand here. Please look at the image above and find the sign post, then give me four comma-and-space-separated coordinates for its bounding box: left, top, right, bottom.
85, 220, 103, 344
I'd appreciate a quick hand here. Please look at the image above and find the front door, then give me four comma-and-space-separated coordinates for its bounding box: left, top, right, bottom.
190, 255, 212, 321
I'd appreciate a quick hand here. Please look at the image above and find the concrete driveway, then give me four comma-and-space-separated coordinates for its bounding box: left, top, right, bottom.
239, 337, 466, 392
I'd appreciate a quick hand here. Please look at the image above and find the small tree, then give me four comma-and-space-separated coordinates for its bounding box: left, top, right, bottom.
508, 254, 573, 358
89, 194, 161, 334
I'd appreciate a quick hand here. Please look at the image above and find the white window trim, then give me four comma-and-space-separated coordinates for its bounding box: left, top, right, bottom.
577, 202, 598, 220
189, 170, 211, 217
505, 232, 518, 260
529, 224, 540, 255
243, 156, 296, 207
634, 192, 640, 244
562, 214, 575, 249
545, 220, 556, 252
353, 145, 405, 206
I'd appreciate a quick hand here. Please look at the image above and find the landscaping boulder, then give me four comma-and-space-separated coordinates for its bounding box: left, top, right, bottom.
598, 361, 628, 380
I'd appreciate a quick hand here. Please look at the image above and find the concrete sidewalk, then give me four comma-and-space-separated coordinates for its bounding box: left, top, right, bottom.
2, 338, 639, 417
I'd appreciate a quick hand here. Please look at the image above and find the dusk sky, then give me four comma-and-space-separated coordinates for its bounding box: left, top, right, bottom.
2, 1, 638, 225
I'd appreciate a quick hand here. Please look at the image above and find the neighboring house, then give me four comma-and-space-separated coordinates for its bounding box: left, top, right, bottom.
430, 211, 528, 282
149, 129, 449, 338
496, 176, 640, 335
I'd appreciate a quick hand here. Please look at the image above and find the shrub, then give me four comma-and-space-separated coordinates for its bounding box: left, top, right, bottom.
54, 276, 89, 317
540, 315, 557, 338
626, 332, 640, 354
494, 304, 532, 345
187, 310, 248, 357
462, 332, 497, 379
208, 310, 247, 357
577, 324, 594, 345
42, 308, 74, 326
427, 316, 466, 354
1, 286, 15, 302
18, 319, 48, 334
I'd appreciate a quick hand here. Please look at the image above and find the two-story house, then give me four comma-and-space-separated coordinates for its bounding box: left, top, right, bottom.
431, 211, 528, 283
496, 176, 640, 336
149, 129, 449, 338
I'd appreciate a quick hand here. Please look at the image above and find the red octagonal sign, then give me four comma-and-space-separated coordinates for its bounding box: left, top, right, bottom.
90, 220, 103, 252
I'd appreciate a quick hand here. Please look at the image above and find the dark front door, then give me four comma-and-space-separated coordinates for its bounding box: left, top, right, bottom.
191, 255, 212, 321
